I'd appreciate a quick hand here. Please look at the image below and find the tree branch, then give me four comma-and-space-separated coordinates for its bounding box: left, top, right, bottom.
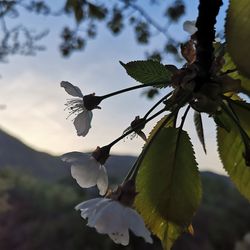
194, 0, 223, 80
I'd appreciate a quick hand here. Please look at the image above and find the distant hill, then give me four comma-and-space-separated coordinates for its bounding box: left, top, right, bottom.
0, 168, 250, 250
0, 128, 70, 181
0, 128, 136, 181
0, 128, 250, 250
173, 171, 250, 250
103, 154, 136, 180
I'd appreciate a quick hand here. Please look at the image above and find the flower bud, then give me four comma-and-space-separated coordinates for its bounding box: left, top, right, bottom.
83, 94, 102, 110
92, 145, 111, 165
108, 180, 137, 207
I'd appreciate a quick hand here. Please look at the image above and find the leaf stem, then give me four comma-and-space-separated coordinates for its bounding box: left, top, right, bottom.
108, 107, 167, 148
179, 105, 191, 131
100, 84, 160, 100
222, 95, 250, 112
175, 105, 191, 152
127, 94, 192, 182
143, 91, 173, 119
124, 109, 178, 183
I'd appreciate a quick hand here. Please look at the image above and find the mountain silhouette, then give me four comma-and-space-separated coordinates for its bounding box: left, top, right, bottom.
0, 128, 70, 181
0, 127, 136, 181
0, 128, 250, 250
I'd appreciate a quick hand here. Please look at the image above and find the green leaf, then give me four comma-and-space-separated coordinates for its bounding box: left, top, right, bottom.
194, 111, 206, 154
232, 100, 250, 112
147, 115, 176, 142
225, 0, 250, 78
213, 112, 231, 133
217, 101, 250, 201
223, 52, 250, 97
120, 60, 172, 86
135, 126, 201, 249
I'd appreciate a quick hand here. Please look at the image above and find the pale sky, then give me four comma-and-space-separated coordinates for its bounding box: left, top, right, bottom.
0, 0, 229, 175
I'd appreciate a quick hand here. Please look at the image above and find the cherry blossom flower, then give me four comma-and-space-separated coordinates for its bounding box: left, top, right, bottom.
61, 151, 108, 195
123, 116, 147, 142
75, 197, 153, 245
61, 81, 93, 137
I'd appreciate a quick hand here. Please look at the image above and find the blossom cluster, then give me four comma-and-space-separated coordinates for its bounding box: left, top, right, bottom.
59, 19, 250, 248
60, 81, 153, 246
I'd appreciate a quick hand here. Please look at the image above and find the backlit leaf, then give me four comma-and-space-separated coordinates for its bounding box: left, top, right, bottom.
194, 111, 206, 154
223, 52, 250, 97
225, 0, 250, 78
213, 112, 231, 133
147, 115, 176, 143
120, 60, 172, 87
135, 125, 201, 249
217, 101, 250, 201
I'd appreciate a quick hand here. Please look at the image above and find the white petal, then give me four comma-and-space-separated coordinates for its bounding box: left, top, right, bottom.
126, 207, 153, 244
76, 198, 110, 220
109, 229, 129, 246
97, 165, 108, 195
75, 198, 102, 219
87, 199, 111, 227
60, 81, 83, 97
61, 151, 90, 164
91, 201, 128, 235
75, 198, 103, 211
71, 157, 100, 188
61, 152, 106, 192
73, 111, 93, 137
183, 20, 197, 35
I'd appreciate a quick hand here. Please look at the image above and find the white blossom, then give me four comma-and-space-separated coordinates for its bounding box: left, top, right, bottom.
76, 198, 153, 245
183, 20, 197, 35
61, 152, 108, 195
61, 81, 93, 137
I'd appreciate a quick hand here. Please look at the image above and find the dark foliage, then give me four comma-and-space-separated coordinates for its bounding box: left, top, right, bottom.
0, 0, 186, 61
